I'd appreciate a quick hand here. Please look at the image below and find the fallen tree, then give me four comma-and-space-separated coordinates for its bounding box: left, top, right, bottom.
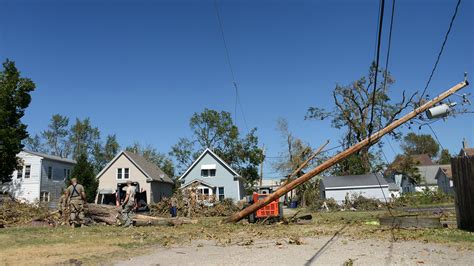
85, 204, 197, 226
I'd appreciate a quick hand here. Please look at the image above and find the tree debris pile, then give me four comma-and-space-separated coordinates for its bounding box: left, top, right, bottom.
0, 198, 57, 226
149, 192, 241, 218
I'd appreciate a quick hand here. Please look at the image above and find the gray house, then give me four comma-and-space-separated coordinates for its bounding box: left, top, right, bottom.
436, 165, 454, 195
320, 173, 390, 204
178, 148, 244, 202
1, 151, 75, 208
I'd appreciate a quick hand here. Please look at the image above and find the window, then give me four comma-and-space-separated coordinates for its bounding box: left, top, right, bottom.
47, 166, 52, 179
449, 180, 454, 187
117, 168, 123, 179
124, 168, 129, 179
218, 187, 225, 201
24, 165, 31, 178
17, 168, 23, 179
40, 192, 50, 202
201, 169, 216, 177
202, 188, 210, 195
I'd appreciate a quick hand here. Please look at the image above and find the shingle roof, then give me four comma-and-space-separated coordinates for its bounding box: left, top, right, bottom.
123, 151, 174, 184
459, 148, 474, 156
24, 150, 76, 164
438, 165, 452, 179
322, 173, 388, 188
178, 148, 240, 180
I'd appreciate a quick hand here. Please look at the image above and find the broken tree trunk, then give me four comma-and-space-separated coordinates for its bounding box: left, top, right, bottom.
134, 214, 198, 226
86, 204, 120, 225
227, 80, 469, 223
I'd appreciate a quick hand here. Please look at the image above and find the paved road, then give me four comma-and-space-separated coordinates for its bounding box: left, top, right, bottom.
115, 236, 472, 266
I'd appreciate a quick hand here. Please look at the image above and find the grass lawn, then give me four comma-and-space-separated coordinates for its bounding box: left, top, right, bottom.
0, 210, 472, 265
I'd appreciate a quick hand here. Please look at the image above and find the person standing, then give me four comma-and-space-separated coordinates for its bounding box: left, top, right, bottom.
121, 181, 136, 227
170, 196, 178, 217
58, 189, 69, 225
65, 178, 87, 227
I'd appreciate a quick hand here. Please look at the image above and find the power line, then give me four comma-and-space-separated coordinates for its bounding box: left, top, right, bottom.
427, 124, 445, 151
368, 0, 386, 138
213, 0, 249, 132
419, 0, 462, 100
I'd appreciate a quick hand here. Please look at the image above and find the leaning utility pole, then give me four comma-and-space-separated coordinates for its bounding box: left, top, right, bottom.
227, 80, 469, 223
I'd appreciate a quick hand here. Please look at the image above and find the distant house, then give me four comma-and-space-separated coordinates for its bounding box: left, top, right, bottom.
178, 148, 244, 202
320, 173, 390, 204
458, 138, 474, 157
435, 165, 454, 195
385, 154, 438, 194
415, 165, 447, 191
1, 151, 75, 208
95, 151, 174, 205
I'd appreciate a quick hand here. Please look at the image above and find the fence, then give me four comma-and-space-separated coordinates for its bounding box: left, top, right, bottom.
451, 156, 474, 232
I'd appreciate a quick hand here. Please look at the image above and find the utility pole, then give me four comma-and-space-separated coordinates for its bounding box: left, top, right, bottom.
227, 80, 469, 223
259, 145, 265, 187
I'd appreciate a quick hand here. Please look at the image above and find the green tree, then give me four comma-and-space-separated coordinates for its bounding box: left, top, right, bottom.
274, 118, 317, 206
24, 133, 44, 152
438, 149, 451, 164
126, 142, 175, 178
69, 118, 100, 160
0, 60, 35, 183
92, 134, 120, 173
42, 114, 70, 158
388, 154, 422, 184
171, 109, 264, 189
70, 153, 98, 202
170, 138, 194, 174
401, 133, 440, 158
306, 64, 415, 174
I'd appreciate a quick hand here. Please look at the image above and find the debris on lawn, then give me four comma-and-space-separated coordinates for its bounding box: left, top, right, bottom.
288, 236, 304, 245
149, 190, 241, 218
0, 198, 57, 226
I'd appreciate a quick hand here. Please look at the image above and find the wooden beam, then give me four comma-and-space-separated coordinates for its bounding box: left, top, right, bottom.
227, 80, 469, 223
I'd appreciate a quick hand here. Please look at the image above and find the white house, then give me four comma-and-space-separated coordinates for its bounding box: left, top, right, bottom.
178, 148, 245, 202
1, 151, 76, 208
320, 173, 390, 204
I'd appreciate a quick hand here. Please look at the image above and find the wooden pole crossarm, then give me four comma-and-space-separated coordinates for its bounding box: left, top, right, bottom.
227, 80, 469, 223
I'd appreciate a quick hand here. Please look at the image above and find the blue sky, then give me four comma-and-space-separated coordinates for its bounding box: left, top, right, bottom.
1, 0, 472, 178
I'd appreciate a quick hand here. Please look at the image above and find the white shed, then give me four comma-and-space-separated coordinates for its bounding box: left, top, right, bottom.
320, 173, 390, 204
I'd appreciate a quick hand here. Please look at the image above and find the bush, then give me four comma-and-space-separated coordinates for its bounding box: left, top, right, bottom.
310, 198, 340, 212
393, 189, 454, 207
351, 195, 383, 211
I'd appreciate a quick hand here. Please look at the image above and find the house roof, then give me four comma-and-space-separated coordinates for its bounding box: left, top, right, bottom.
436, 165, 452, 180
23, 150, 76, 164
181, 179, 216, 189
178, 148, 240, 180
412, 154, 435, 166
459, 148, 474, 157
321, 173, 388, 189
417, 165, 449, 185
96, 151, 174, 184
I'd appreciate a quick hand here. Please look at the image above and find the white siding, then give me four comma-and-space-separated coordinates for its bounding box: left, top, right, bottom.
324, 186, 390, 204
4, 152, 42, 203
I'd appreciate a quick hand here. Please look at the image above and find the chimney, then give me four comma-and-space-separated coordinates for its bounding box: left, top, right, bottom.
462, 138, 468, 149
